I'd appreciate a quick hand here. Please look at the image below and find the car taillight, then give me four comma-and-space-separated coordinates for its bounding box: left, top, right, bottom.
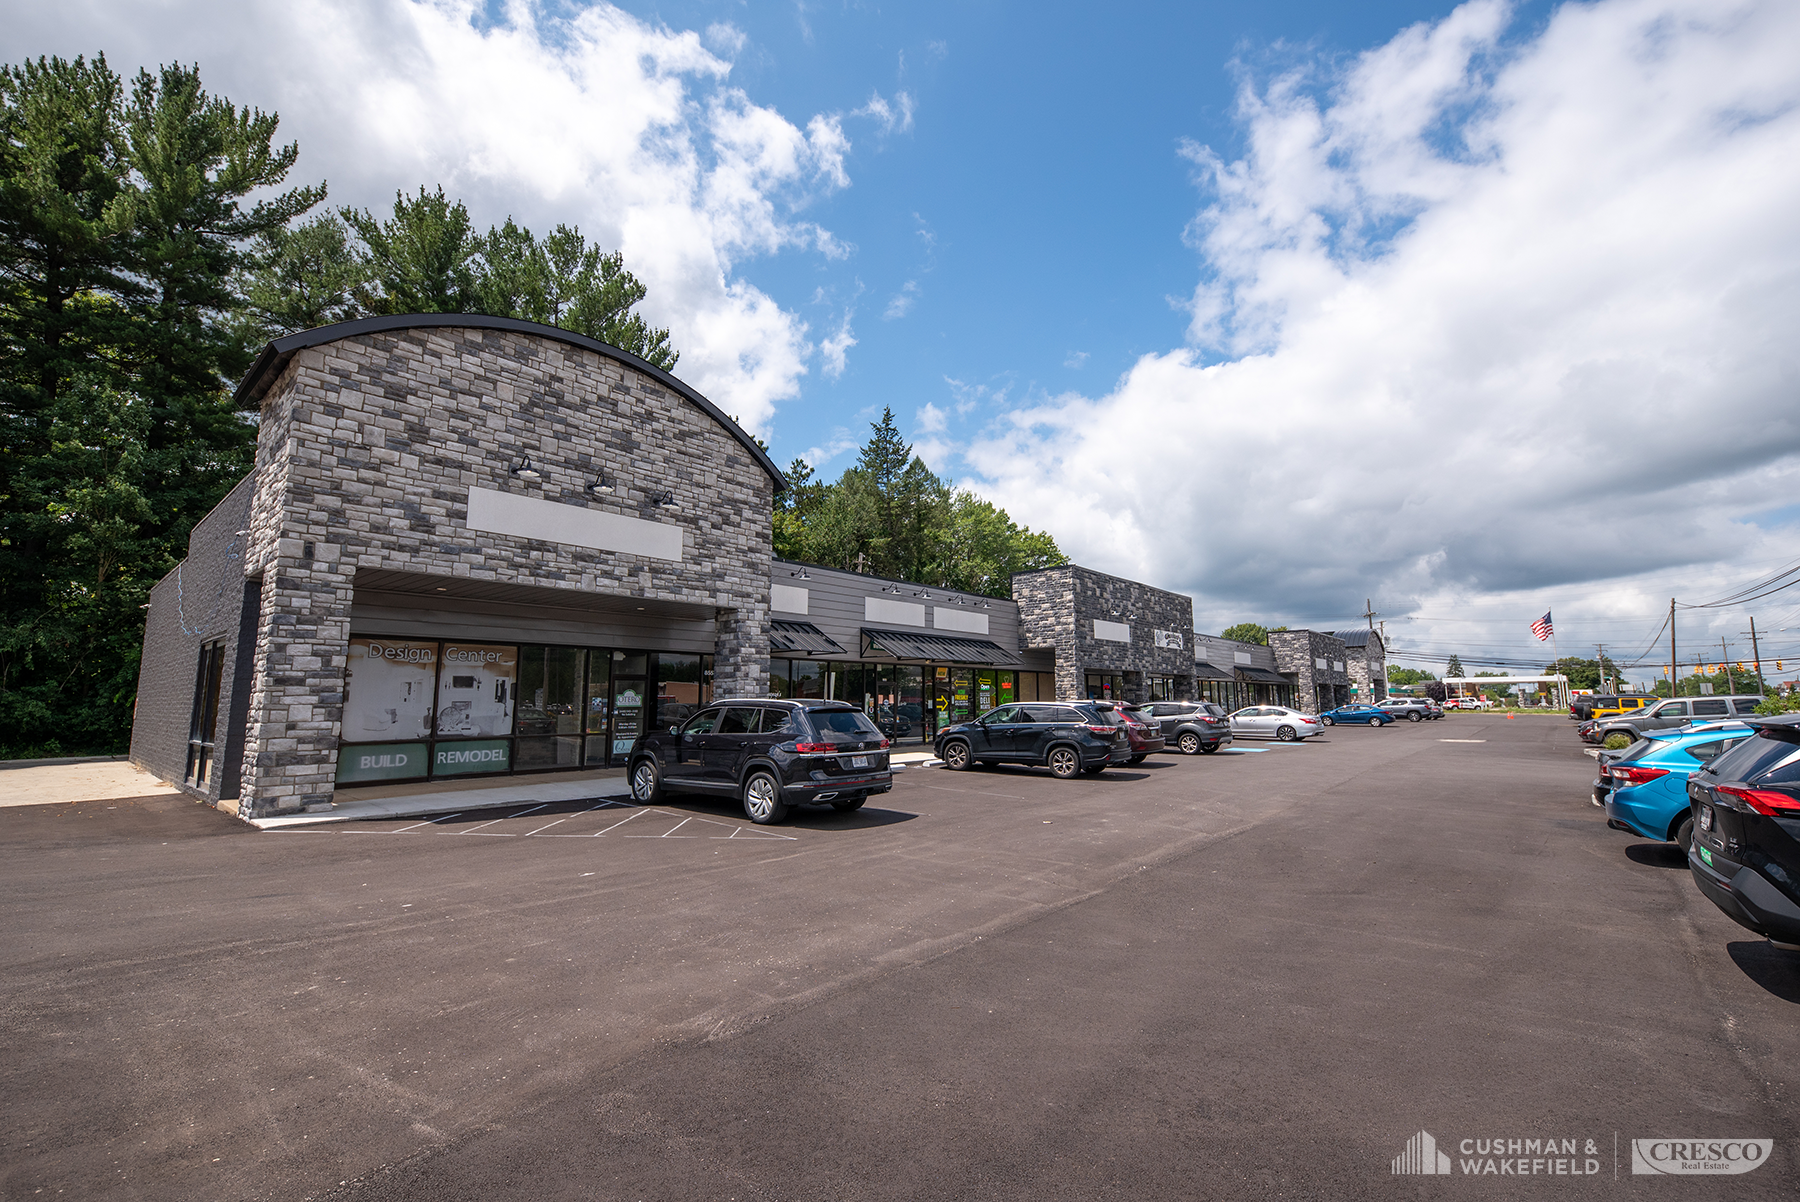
1718, 785, 1800, 816
879, 738, 890, 750
794, 742, 832, 753
1086, 725, 1115, 735
1611, 765, 1669, 786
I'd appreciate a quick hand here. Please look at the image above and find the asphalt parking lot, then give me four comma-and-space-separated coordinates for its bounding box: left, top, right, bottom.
4, 717, 1796, 1200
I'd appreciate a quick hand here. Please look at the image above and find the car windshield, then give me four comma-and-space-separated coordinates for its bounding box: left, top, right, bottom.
803, 708, 884, 743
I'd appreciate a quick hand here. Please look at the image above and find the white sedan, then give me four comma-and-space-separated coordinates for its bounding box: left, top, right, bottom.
1228, 706, 1326, 741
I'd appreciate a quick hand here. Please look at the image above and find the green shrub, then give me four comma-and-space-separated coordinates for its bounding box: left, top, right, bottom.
1603, 732, 1636, 750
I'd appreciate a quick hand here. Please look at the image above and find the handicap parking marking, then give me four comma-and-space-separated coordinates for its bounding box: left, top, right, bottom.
1219, 746, 1268, 754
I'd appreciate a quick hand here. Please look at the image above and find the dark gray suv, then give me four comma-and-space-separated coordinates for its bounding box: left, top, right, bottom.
1143, 701, 1233, 754
1588, 696, 1765, 745
628, 699, 892, 824
934, 701, 1130, 777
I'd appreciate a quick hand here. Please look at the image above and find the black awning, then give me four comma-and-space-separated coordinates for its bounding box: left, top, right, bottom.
861, 627, 1017, 666
769, 619, 846, 655
1193, 660, 1235, 681
1236, 666, 1289, 684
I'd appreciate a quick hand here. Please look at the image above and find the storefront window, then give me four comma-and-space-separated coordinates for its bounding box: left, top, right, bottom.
610, 651, 648, 762
792, 660, 824, 699
892, 665, 924, 743
1085, 672, 1123, 702
656, 653, 709, 729
948, 668, 974, 723
516, 646, 585, 771
584, 651, 612, 766
768, 659, 791, 698
437, 644, 517, 738
344, 638, 439, 743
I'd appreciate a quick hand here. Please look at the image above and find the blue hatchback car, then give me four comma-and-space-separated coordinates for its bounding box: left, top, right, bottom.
1319, 704, 1392, 728
1604, 723, 1752, 850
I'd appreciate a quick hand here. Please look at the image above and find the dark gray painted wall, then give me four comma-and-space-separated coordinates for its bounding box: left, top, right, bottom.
770, 559, 1027, 666
128, 476, 256, 803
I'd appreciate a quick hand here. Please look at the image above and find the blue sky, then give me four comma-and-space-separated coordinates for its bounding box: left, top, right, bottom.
9, 0, 1800, 684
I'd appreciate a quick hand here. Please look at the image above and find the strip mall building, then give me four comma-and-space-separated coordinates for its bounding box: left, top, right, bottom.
130, 315, 1360, 819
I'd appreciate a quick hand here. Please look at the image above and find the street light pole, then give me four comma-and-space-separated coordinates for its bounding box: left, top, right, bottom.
1747, 617, 1765, 696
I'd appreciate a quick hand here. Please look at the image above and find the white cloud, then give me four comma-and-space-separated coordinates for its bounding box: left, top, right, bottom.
1063, 351, 1089, 369
853, 89, 916, 136
884, 279, 921, 319
962, 0, 1800, 645
820, 311, 857, 379
3, 0, 857, 434
803, 429, 860, 470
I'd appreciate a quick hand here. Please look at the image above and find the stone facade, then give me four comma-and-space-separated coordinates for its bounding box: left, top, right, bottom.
1013, 566, 1196, 703
1331, 629, 1387, 702
212, 317, 778, 818
1268, 629, 1352, 711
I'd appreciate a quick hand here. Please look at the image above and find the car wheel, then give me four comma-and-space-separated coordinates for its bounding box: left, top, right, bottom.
832, 793, 867, 812
1373, 718, 1387, 727
941, 740, 972, 771
1674, 815, 1694, 853
1408, 712, 1423, 722
742, 770, 788, 825
1276, 725, 1297, 742
1128, 754, 1146, 764
1200, 741, 1220, 754
630, 758, 663, 803
1048, 746, 1081, 778
1177, 731, 1201, 755
1321, 715, 1335, 726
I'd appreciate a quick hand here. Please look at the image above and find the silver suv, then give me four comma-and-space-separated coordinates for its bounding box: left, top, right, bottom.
1589, 695, 1764, 744
1377, 698, 1439, 722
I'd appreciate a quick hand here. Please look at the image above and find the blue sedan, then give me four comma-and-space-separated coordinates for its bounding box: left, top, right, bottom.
1604, 723, 1752, 850
1320, 704, 1392, 727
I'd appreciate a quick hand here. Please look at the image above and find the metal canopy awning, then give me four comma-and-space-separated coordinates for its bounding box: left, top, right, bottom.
1236, 666, 1290, 685
1194, 660, 1235, 681
861, 627, 1017, 666
769, 619, 846, 655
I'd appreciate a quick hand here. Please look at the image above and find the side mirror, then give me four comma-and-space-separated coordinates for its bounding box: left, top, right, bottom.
669, 726, 680, 735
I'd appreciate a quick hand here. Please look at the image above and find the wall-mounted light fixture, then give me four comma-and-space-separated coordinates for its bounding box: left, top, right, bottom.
648, 490, 677, 508
511, 456, 541, 482
790, 567, 811, 580
586, 472, 613, 495
915, 589, 932, 600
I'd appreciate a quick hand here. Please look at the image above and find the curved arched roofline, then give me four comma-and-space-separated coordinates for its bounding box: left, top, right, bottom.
233, 312, 787, 491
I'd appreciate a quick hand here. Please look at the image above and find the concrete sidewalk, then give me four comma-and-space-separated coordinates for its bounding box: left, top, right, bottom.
0, 759, 181, 808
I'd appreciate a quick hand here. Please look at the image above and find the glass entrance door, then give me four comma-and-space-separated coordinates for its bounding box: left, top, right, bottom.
609, 652, 649, 766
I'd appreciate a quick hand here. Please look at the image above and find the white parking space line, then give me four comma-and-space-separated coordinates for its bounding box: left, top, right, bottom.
394, 813, 462, 833
626, 816, 697, 838
523, 818, 568, 836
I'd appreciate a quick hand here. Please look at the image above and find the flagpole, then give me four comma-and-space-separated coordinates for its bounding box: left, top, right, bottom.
1550, 617, 1562, 711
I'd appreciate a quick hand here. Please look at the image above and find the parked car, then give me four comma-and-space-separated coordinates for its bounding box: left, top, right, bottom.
1377, 698, 1437, 723
1603, 723, 1752, 850
1229, 705, 1325, 741
628, 699, 892, 824
1142, 701, 1233, 755
935, 700, 1131, 778
1685, 715, 1800, 950
1320, 703, 1392, 727
1583, 696, 1766, 745
1591, 694, 1656, 719
1445, 696, 1490, 710
1114, 705, 1169, 763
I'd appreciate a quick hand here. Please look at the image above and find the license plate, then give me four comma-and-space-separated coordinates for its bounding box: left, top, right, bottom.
1699, 805, 1713, 832
851, 754, 870, 768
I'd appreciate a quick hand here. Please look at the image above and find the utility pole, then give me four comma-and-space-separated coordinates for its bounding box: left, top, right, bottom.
1722, 637, 1735, 694
1747, 617, 1765, 696
1596, 643, 1608, 694
1669, 598, 1677, 699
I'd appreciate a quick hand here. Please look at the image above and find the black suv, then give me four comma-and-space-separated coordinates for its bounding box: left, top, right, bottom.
935, 701, 1129, 777
1142, 701, 1233, 754
628, 699, 892, 824
1686, 715, 1800, 951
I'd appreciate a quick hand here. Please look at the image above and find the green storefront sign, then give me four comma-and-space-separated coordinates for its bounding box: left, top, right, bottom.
433, 738, 512, 777
336, 742, 428, 783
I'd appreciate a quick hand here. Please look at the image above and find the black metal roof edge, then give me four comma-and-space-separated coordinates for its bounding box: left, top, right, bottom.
232, 313, 787, 491
773, 557, 1008, 606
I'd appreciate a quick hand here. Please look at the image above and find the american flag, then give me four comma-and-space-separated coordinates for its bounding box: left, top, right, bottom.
1530, 611, 1554, 642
